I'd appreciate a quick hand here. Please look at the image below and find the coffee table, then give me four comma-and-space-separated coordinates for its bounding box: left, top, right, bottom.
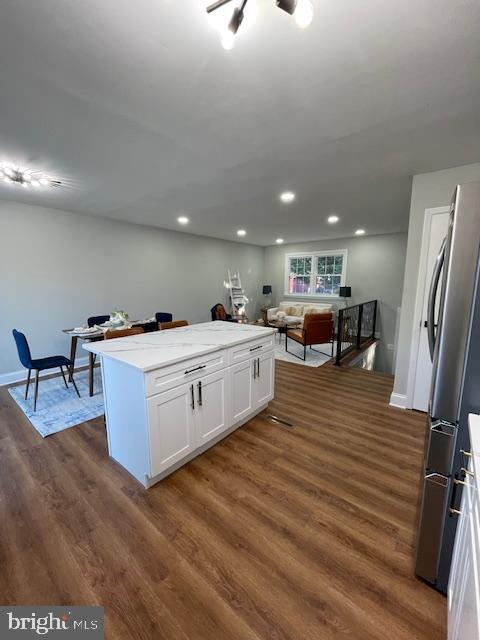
268, 318, 302, 343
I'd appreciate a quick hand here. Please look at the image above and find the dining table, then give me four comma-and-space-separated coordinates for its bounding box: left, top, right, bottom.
62, 319, 155, 397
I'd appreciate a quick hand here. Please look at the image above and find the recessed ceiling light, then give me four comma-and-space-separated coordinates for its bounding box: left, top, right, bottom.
280, 191, 296, 203
355, 228, 366, 236
237, 229, 247, 237
327, 215, 339, 224
0, 162, 60, 188
177, 216, 189, 225
276, 238, 284, 244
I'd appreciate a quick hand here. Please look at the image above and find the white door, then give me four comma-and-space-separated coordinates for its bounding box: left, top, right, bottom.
253, 351, 274, 408
148, 382, 196, 476
230, 359, 254, 423
195, 370, 229, 446
448, 468, 480, 639
412, 209, 450, 411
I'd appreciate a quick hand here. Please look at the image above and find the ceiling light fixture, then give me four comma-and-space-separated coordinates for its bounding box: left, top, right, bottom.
177, 216, 190, 225
355, 228, 366, 236
280, 191, 296, 203
0, 162, 60, 189
237, 229, 247, 236
276, 238, 284, 244
327, 215, 339, 224
206, 0, 313, 48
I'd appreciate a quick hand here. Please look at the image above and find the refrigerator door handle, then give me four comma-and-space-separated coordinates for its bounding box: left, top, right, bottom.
427, 237, 446, 361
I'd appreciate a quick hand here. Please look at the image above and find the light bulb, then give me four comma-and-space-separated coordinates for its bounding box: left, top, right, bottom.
39, 178, 49, 185
221, 30, 235, 50
31, 180, 41, 187
295, 0, 313, 28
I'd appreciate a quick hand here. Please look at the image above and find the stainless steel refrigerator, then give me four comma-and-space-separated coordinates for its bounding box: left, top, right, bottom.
415, 180, 480, 594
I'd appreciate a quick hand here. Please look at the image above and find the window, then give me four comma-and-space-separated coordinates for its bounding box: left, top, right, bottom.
285, 250, 347, 297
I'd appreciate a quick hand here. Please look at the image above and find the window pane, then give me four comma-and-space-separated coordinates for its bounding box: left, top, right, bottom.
326, 256, 335, 273
315, 276, 325, 294
317, 257, 326, 274
332, 275, 341, 294
334, 255, 343, 274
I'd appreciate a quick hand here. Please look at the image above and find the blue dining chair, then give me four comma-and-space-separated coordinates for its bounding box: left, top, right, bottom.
87, 315, 110, 328
12, 329, 81, 412
155, 312, 173, 323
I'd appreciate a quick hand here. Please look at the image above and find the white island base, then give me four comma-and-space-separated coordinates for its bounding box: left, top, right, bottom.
83, 322, 276, 488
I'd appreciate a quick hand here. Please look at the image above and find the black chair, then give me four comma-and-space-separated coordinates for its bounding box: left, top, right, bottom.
133, 321, 158, 333
87, 315, 110, 328
12, 329, 80, 412
210, 303, 237, 322
155, 312, 173, 323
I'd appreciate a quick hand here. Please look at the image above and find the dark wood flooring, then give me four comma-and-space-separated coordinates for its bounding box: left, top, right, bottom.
0, 361, 446, 639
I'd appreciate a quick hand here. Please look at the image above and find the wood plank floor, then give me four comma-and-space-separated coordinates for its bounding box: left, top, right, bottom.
0, 361, 446, 639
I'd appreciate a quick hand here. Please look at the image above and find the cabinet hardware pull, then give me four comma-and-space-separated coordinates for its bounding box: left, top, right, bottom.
197, 380, 203, 407
257, 356, 260, 377
249, 345, 262, 352
461, 449, 472, 457
190, 384, 195, 410
185, 364, 206, 375
449, 508, 462, 516
461, 467, 474, 477
454, 479, 467, 486
253, 359, 257, 379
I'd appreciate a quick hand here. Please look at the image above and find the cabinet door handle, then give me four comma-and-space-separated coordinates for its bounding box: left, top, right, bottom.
185, 364, 206, 375
257, 357, 260, 377
250, 345, 262, 352
190, 384, 195, 410
197, 380, 203, 407
253, 359, 257, 379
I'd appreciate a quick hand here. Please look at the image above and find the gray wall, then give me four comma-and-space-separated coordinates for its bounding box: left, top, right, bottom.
264, 232, 408, 374
392, 163, 480, 400
0, 201, 265, 377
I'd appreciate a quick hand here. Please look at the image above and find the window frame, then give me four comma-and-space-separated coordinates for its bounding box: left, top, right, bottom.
284, 249, 348, 298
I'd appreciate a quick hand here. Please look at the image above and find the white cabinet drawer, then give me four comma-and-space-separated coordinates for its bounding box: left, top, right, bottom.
227, 334, 274, 365
145, 349, 227, 397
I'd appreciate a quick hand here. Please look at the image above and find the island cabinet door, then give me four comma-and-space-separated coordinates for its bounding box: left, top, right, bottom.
148, 382, 196, 477
194, 369, 230, 446
230, 360, 254, 424
253, 351, 274, 408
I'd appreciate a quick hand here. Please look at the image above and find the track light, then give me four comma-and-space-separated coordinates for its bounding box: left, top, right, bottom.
228, 6, 244, 33
207, 0, 313, 49
276, 0, 297, 16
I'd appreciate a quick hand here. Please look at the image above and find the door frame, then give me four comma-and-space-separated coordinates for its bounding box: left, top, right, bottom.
406, 205, 450, 409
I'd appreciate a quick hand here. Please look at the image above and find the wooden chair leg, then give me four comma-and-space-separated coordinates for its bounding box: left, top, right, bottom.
60, 366, 68, 389
25, 369, 31, 400
33, 370, 40, 412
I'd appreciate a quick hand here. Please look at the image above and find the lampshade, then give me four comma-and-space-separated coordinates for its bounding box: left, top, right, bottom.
339, 286, 351, 297
262, 285, 272, 295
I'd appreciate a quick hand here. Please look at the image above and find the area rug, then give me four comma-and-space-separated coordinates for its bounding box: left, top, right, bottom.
8, 368, 104, 437
273, 338, 332, 367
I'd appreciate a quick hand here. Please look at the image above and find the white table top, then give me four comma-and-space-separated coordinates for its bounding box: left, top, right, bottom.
82, 321, 276, 372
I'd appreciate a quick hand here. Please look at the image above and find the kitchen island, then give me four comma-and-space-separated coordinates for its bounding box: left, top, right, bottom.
83, 321, 276, 487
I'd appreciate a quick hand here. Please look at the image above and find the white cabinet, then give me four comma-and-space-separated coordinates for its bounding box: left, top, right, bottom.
148, 382, 196, 477
231, 360, 253, 423
253, 351, 274, 408
448, 415, 480, 640
149, 370, 230, 476
195, 369, 229, 446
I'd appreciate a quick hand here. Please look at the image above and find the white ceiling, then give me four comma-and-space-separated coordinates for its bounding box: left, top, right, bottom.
1, 0, 479, 246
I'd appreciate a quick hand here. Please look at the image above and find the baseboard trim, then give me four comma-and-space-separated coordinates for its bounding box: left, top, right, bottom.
390, 392, 408, 409
0, 356, 90, 387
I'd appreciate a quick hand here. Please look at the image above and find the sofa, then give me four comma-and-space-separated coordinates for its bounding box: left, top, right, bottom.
267, 301, 333, 328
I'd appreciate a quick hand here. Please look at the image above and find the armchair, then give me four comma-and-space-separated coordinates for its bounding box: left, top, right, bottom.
285, 312, 335, 361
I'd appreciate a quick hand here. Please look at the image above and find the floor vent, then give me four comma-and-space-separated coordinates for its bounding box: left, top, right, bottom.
267, 414, 294, 428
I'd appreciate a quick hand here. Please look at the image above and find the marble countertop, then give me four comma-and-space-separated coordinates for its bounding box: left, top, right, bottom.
82, 321, 276, 372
